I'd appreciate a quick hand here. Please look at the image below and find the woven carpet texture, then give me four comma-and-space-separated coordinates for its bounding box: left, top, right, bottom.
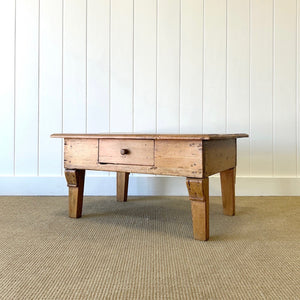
0, 196, 299, 299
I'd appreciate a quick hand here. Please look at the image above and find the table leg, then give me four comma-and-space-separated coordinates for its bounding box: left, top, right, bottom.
220, 167, 236, 216
65, 169, 85, 218
186, 177, 209, 241
117, 172, 130, 202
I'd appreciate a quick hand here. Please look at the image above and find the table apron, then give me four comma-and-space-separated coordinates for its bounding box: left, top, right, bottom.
63, 138, 236, 178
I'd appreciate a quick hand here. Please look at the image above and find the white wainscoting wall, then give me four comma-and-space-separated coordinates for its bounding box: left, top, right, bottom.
0, 0, 300, 196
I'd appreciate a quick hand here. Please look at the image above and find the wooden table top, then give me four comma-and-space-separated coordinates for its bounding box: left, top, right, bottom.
51, 133, 248, 140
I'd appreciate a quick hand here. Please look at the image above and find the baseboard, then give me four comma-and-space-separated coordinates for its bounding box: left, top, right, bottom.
0, 175, 300, 196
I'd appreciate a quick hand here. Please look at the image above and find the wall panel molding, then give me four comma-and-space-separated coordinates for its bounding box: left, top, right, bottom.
1, 176, 300, 196
0, 0, 15, 175
15, 0, 39, 176
0, 0, 300, 195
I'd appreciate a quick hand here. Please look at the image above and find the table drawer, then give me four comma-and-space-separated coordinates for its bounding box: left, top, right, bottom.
99, 139, 154, 166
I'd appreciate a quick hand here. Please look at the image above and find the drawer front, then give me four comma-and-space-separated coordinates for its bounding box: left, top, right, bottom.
99, 139, 154, 166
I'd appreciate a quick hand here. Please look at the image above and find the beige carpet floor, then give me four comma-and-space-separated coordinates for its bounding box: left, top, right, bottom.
0, 196, 299, 299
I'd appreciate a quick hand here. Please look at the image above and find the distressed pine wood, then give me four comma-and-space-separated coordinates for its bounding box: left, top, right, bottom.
64, 138, 204, 177
203, 139, 236, 176
155, 140, 203, 177
64, 138, 99, 170
65, 169, 85, 218
220, 167, 236, 216
63, 138, 240, 178
53, 133, 248, 240
99, 139, 154, 166
52, 133, 248, 140
117, 172, 130, 202
186, 177, 209, 241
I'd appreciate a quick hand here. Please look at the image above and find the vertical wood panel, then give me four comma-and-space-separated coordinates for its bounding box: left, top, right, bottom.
15, 0, 39, 175
86, 0, 110, 177
132, 0, 156, 178
297, 0, 300, 176
2, 0, 300, 184
110, 0, 133, 133
227, 0, 250, 175
274, 0, 297, 176
39, 0, 62, 175
0, 0, 15, 175
87, 0, 110, 133
250, 0, 273, 176
133, 0, 156, 133
180, 0, 203, 134
63, 0, 86, 133
157, 0, 180, 133
203, 0, 227, 133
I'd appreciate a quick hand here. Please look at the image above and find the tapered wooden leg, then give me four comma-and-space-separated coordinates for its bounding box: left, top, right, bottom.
65, 169, 85, 218
220, 167, 236, 216
186, 177, 209, 241
117, 172, 129, 202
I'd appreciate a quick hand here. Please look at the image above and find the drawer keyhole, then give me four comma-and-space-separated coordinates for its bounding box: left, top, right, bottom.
120, 149, 129, 155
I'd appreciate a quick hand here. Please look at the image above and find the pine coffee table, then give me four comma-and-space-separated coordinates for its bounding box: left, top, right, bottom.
52, 133, 248, 241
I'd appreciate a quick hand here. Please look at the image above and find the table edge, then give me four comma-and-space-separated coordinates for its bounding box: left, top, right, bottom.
51, 133, 249, 140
